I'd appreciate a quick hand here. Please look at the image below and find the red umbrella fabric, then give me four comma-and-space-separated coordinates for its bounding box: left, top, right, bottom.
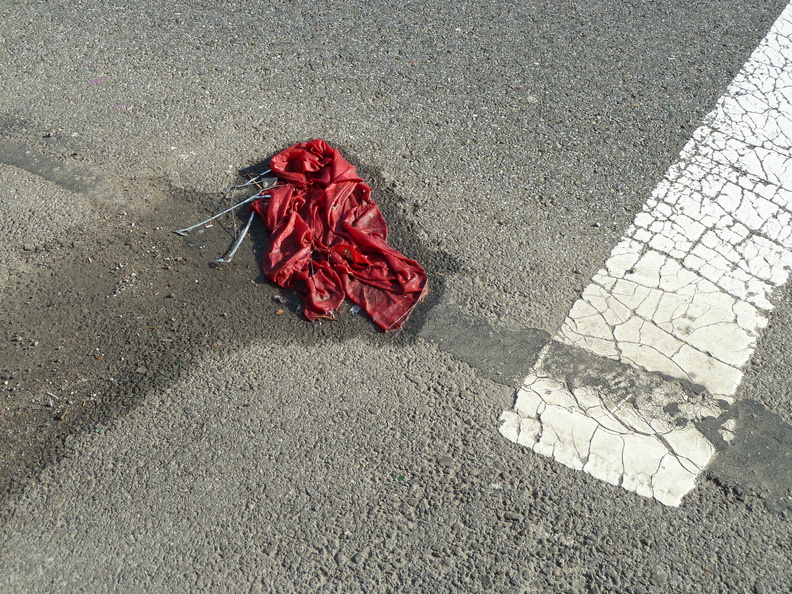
250, 139, 428, 331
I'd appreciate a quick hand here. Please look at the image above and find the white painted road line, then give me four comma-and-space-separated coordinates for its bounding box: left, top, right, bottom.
501, 2, 792, 506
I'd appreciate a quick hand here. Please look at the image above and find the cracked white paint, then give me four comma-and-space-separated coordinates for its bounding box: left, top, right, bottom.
501, 3, 792, 505
500, 346, 722, 506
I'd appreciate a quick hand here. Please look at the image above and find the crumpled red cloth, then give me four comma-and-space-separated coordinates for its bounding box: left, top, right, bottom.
250, 139, 428, 331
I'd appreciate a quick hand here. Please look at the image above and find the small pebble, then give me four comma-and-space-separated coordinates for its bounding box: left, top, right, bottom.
503, 511, 524, 522
650, 566, 668, 586
437, 455, 455, 468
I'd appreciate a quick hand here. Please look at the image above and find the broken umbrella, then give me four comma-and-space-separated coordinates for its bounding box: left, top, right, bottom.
175, 139, 428, 331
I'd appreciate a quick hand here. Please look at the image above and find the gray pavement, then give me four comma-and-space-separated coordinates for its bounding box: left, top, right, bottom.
1, 0, 791, 591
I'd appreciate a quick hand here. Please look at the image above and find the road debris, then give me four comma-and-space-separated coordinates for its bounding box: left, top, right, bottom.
175, 139, 428, 330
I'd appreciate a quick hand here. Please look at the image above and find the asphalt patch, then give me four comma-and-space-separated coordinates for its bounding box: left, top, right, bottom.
0, 142, 504, 518
412, 300, 550, 386
707, 399, 792, 514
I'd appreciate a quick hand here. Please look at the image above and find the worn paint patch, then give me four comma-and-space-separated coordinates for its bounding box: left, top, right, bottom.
502, 3, 792, 505
500, 342, 732, 506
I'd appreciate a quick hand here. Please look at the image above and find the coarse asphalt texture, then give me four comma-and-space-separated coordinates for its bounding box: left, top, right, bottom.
1, 0, 791, 592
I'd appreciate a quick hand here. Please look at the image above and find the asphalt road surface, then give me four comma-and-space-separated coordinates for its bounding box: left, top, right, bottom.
1, 1, 791, 592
